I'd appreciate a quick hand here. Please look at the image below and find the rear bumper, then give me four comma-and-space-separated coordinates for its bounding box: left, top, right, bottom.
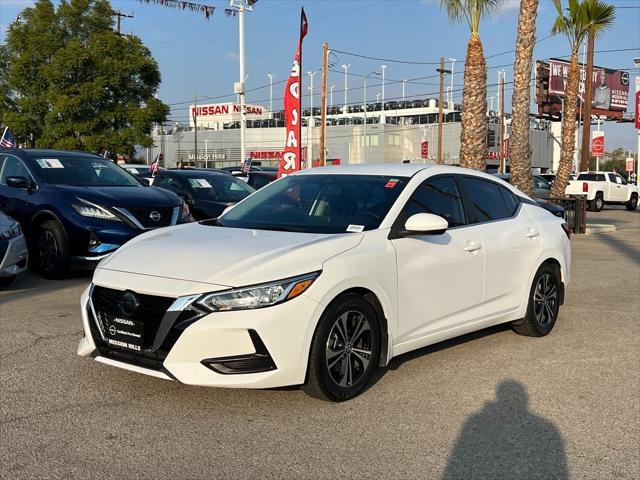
0, 234, 28, 277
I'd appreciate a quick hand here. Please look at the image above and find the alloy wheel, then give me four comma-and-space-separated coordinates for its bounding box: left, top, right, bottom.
325, 310, 373, 387
533, 273, 557, 326
38, 230, 58, 272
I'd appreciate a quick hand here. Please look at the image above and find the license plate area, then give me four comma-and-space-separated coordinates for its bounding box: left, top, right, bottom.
102, 314, 144, 351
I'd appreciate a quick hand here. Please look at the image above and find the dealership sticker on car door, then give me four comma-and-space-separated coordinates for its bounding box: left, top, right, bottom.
346, 224, 365, 233
188, 178, 212, 188
36, 158, 64, 169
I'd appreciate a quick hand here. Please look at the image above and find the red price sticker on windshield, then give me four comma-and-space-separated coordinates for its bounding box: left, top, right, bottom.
385, 179, 399, 188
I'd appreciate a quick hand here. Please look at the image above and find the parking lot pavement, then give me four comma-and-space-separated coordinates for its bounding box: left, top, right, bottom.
1, 209, 638, 480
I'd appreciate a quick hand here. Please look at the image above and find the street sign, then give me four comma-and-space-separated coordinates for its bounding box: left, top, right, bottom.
421, 140, 428, 159
591, 131, 605, 157
626, 158, 634, 172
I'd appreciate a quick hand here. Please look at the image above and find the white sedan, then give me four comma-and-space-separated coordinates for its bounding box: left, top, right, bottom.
78, 164, 571, 401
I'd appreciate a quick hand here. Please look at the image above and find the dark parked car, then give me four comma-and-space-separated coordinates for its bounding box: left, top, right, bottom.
0, 211, 28, 286
0, 149, 190, 278
152, 169, 255, 220
246, 171, 277, 190
121, 164, 154, 185
492, 173, 564, 218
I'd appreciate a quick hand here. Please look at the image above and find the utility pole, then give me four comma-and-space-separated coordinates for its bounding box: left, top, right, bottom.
267, 73, 276, 113
436, 57, 451, 165
329, 84, 335, 107
229, 0, 254, 169
449, 58, 456, 107
342, 64, 350, 112
307, 70, 316, 167
320, 43, 329, 166
499, 72, 505, 173
401, 80, 406, 102
193, 94, 198, 166
363, 71, 380, 163
380, 64, 387, 111
113, 11, 133, 34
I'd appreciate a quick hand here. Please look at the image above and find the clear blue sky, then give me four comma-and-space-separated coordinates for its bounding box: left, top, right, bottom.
1, 0, 639, 151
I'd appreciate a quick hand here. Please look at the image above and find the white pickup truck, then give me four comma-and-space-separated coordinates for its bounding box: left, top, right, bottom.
565, 172, 638, 212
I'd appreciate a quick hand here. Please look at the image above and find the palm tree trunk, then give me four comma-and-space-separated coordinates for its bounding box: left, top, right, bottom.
460, 32, 487, 171
580, 31, 595, 172
551, 50, 580, 197
509, 0, 538, 197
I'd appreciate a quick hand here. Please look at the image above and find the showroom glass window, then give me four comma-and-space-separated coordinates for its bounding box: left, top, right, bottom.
401, 176, 466, 227
461, 177, 518, 223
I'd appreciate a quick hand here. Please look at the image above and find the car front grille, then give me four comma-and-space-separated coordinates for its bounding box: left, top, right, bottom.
126, 207, 175, 228
89, 286, 202, 371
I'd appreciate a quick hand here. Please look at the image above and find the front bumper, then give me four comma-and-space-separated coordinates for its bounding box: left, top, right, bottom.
0, 234, 28, 277
78, 282, 323, 389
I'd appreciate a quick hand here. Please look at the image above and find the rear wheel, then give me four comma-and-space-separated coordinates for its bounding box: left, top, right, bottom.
590, 193, 604, 212
514, 264, 561, 337
303, 293, 380, 401
34, 220, 70, 279
626, 194, 638, 211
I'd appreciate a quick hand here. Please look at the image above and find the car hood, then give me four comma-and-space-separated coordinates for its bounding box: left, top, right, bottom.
98, 222, 364, 287
54, 185, 180, 208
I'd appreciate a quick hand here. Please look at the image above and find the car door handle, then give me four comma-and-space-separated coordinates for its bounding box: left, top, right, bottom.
526, 228, 540, 238
463, 242, 482, 253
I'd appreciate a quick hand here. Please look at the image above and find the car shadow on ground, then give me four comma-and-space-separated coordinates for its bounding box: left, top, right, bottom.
0, 269, 91, 302
441, 379, 568, 479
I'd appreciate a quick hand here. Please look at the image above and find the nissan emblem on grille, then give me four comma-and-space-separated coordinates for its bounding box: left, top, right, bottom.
119, 291, 140, 317
149, 211, 161, 222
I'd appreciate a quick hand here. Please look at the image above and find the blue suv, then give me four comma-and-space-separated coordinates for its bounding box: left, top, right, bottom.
0, 149, 191, 278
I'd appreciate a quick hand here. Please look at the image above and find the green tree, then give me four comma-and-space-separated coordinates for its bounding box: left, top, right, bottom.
549, 0, 591, 197
1, 0, 168, 157
439, 0, 502, 171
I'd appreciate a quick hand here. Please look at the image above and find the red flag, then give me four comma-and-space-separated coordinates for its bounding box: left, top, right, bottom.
278, 8, 308, 179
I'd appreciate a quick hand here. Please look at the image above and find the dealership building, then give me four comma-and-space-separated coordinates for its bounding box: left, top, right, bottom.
149, 99, 557, 172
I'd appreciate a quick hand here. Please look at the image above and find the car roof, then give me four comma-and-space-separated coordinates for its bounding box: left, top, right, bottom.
293, 163, 432, 177
163, 169, 231, 178
15, 149, 104, 159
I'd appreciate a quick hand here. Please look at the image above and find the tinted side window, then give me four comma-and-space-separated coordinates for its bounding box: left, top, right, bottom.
461, 177, 514, 222
607, 173, 617, 183
499, 188, 519, 217
402, 176, 466, 227
0, 155, 33, 184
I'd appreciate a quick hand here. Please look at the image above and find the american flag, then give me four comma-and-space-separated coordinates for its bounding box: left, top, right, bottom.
241, 155, 252, 174
149, 153, 162, 176
0, 127, 17, 149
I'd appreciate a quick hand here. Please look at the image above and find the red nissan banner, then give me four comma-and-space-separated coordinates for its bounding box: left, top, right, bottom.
591, 131, 605, 157
278, 8, 308, 179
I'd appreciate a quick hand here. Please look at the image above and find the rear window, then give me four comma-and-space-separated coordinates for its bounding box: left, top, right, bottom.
461, 177, 518, 222
577, 173, 605, 182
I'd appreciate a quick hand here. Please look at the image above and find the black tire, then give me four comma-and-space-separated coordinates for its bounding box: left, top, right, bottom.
513, 264, 561, 337
303, 293, 381, 401
34, 220, 70, 279
0, 276, 16, 287
590, 193, 604, 212
626, 194, 638, 211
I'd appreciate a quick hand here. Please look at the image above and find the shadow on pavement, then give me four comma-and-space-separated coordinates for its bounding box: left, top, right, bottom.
594, 230, 640, 264
442, 380, 568, 480
0, 269, 91, 303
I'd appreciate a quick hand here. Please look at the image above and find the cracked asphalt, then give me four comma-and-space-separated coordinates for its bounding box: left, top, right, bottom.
1, 208, 638, 479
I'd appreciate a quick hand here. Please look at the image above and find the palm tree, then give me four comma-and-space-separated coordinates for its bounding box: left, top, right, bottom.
550, 0, 590, 198
579, 0, 615, 172
508, 0, 539, 197
440, 0, 502, 171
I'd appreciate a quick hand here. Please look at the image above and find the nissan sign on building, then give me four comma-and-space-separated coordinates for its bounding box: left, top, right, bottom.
189, 103, 269, 129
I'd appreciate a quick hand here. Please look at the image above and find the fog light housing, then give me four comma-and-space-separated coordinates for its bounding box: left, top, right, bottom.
201, 330, 276, 374
88, 230, 101, 248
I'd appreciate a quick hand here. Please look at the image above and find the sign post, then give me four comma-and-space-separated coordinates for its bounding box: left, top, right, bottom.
591, 131, 605, 171
421, 140, 428, 161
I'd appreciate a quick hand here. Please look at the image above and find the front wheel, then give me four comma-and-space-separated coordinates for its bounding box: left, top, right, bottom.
34, 220, 70, 279
626, 194, 638, 211
513, 264, 561, 337
303, 293, 381, 401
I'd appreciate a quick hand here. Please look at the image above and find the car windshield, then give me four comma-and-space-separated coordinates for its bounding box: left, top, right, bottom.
218, 174, 409, 233
187, 175, 255, 202
32, 156, 141, 187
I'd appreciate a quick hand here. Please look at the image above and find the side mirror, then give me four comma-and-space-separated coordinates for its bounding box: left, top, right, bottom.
404, 213, 448, 235
6, 176, 30, 189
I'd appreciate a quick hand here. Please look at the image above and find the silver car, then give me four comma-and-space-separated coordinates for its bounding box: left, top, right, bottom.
0, 212, 28, 286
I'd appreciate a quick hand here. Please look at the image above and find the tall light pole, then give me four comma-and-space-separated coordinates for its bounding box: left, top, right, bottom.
229, 0, 254, 167
401, 79, 407, 102
267, 73, 276, 113
204, 136, 212, 168
380, 64, 387, 110
307, 70, 316, 167
342, 64, 350, 112
449, 58, 456, 106
329, 84, 335, 107
635, 57, 640, 183
363, 71, 380, 163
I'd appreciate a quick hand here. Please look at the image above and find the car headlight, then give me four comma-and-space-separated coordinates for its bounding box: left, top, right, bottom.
72, 198, 121, 221
1, 221, 22, 240
197, 272, 320, 312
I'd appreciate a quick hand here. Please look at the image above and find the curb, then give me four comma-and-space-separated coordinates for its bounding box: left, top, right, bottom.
585, 224, 617, 235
